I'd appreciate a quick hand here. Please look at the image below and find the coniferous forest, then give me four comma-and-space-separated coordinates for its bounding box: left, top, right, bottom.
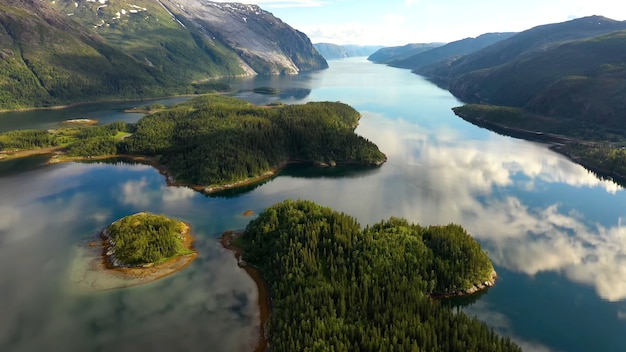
0, 95, 386, 188
103, 212, 191, 267
239, 200, 520, 352
119, 95, 387, 185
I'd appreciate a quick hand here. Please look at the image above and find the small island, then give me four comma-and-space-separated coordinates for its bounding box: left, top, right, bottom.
62, 118, 98, 125
74, 212, 196, 290
101, 212, 195, 268
252, 86, 278, 95
223, 200, 520, 351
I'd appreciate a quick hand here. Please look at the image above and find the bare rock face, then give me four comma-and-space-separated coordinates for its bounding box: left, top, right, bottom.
160, 0, 328, 75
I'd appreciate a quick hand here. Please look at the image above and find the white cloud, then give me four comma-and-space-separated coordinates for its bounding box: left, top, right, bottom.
118, 177, 151, 208
161, 186, 196, 203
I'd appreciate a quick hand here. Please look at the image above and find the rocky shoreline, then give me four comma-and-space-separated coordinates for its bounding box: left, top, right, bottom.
432, 270, 497, 299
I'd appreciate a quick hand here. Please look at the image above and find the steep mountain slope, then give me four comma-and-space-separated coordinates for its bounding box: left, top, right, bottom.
367, 42, 443, 64
419, 16, 626, 84
314, 43, 383, 59
390, 32, 515, 70
0, 0, 166, 110
451, 30, 626, 127
51, 0, 327, 76
50, 0, 248, 81
160, 0, 327, 74
0, 0, 327, 110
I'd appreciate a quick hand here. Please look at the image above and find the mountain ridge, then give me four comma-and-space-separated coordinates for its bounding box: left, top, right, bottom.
0, 0, 327, 109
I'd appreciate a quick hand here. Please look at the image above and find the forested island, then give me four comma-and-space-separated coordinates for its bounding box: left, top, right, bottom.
66, 212, 200, 290
230, 200, 519, 351
0, 95, 386, 192
101, 212, 194, 268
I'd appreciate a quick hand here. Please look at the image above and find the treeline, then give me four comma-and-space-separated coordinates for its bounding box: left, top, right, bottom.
558, 143, 626, 183
0, 130, 58, 150
240, 200, 518, 351
104, 212, 189, 267
0, 122, 132, 157
120, 95, 386, 185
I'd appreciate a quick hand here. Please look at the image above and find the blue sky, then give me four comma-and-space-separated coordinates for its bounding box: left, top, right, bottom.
213, 0, 626, 45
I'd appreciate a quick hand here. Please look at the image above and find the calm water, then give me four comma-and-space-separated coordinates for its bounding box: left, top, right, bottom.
2, 58, 626, 352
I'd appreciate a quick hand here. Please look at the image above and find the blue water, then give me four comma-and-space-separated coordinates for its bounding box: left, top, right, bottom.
1, 58, 626, 352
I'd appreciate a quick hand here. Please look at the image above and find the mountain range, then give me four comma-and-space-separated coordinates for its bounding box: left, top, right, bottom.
0, 0, 327, 110
367, 43, 443, 64
420, 16, 626, 128
313, 43, 384, 60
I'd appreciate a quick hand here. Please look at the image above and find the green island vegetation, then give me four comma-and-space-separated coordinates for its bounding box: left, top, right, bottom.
236, 199, 519, 351
0, 121, 132, 158
102, 212, 193, 267
120, 95, 386, 186
0, 95, 386, 189
253, 86, 279, 95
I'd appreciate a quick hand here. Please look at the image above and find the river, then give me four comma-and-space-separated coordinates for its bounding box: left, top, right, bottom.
1, 58, 625, 352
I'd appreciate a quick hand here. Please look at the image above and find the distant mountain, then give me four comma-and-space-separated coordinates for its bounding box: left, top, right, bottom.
367, 43, 443, 64
390, 32, 515, 70
314, 43, 384, 59
418, 16, 626, 85
0, 0, 327, 110
451, 29, 626, 127
443, 17, 626, 184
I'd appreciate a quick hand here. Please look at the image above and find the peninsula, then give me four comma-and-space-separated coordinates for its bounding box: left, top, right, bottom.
0, 95, 387, 193
225, 200, 520, 351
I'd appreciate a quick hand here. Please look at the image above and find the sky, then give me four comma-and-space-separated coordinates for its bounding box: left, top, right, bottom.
212, 0, 626, 46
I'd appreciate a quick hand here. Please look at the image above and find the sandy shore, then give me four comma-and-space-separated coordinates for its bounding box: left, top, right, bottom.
220, 231, 270, 352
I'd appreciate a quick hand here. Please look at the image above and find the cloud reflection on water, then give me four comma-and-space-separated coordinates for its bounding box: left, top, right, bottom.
252, 112, 626, 302
0, 164, 259, 352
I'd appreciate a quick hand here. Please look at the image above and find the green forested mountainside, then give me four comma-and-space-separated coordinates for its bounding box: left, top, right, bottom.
0, 0, 327, 110
239, 199, 518, 351
418, 16, 626, 84
0, 0, 170, 110
103, 212, 191, 267
121, 95, 386, 185
1, 96, 385, 187
389, 32, 515, 70
50, 0, 247, 82
367, 42, 443, 64
449, 30, 626, 127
